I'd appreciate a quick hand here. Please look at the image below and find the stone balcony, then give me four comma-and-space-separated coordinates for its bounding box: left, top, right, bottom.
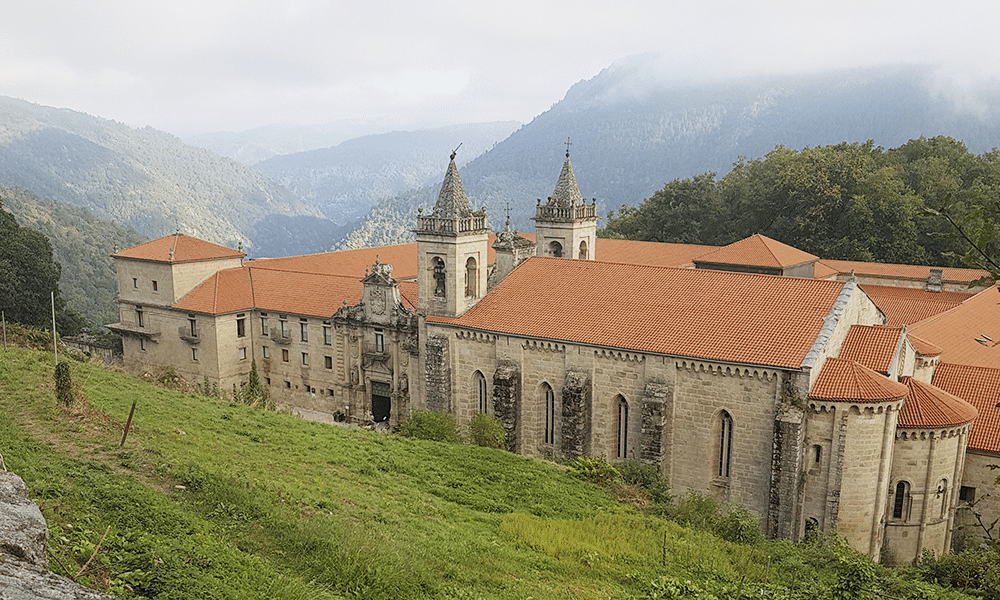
416, 212, 488, 235
534, 202, 597, 222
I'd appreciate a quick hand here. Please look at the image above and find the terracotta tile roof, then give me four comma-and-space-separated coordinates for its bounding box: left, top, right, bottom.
816, 259, 988, 285
113, 234, 244, 263
838, 325, 903, 373
694, 234, 817, 270
907, 333, 942, 357
898, 376, 978, 429
908, 287, 1000, 369
174, 266, 415, 317
809, 358, 908, 402
595, 238, 716, 268
859, 284, 972, 326
931, 363, 1000, 453
813, 261, 840, 279
249, 244, 420, 280
429, 257, 848, 369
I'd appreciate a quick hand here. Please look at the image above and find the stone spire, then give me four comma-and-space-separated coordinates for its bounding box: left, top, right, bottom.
432, 153, 472, 218
549, 155, 585, 208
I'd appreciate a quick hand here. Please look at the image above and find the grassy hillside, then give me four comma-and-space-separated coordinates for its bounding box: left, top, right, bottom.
0, 346, 979, 599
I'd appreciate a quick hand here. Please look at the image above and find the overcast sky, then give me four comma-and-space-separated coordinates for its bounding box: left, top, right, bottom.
2, 0, 998, 137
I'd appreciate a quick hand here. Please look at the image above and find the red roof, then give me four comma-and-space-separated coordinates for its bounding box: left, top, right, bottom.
596, 238, 715, 268
898, 377, 978, 429
907, 333, 942, 357
113, 234, 244, 263
838, 325, 902, 373
429, 256, 848, 369
931, 363, 1000, 453
173, 266, 415, 317
695, 234, 817, 269
250, 244, 420, 279
809, 358, 908, 402
860, 284, 972, 326
816, 259, 987, 285
908, 287, 1000, 369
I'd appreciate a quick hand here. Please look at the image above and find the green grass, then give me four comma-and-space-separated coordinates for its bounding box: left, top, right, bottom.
0, 346, 979, 599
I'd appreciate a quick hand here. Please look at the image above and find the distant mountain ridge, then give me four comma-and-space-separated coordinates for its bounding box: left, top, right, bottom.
337, 63, 1000, 249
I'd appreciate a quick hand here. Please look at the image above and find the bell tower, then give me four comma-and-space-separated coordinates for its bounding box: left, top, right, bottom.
415, 151, 490, 318
532, 142, 598, 260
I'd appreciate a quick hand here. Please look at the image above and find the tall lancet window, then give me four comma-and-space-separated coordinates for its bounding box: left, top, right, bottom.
433, 257, 446, 296
616, 396, 628, 459
542, 383, 556, 445
717, 411, 733, 479
465, 257, 478, 298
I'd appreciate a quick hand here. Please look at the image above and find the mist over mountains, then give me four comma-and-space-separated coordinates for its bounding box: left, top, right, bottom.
339, 62, 1000, 248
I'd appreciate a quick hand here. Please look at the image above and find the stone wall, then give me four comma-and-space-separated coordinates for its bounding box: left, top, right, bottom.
424, 334, 451, 413
493, 361, 521, 453
560, 370, 592, 459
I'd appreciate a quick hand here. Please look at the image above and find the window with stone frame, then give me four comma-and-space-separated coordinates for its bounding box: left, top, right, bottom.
549, 241, 563, 257
542, 383, 556, 445
892, 480, 911, 520
716, 410, 733, 479
300, 319, 308, 342
237, 315, 246, 337
616, 396, 628, 459
323, 323, 332, 345
260, 313, 269, 336
433, 257, 446, 296
473, 371, 488, 413
465, 257, 478, 298
579, 240, 588, 260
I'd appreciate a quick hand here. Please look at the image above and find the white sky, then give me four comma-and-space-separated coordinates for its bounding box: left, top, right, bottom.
2, 0, 999, 137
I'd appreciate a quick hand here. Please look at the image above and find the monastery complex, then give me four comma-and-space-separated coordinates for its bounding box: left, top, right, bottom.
110, 153, 1000, 565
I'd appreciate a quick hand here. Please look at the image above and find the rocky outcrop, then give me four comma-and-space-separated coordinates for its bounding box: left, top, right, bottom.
0, 471, 117, 600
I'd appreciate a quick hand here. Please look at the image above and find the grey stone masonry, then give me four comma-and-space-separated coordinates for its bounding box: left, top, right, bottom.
768, 405, 805, 540
640, 382, 670, 464
493, 361, 521, 453
561, 370, 592, 459
424, 335, 451, 413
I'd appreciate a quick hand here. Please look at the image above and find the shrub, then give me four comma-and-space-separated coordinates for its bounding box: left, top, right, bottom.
568, 456, 622, 486
468, 413, 504, 449
54, 361, 73, 406
713, 505, 763, 546
398, 410, 461, 443
616, 459, 673, 507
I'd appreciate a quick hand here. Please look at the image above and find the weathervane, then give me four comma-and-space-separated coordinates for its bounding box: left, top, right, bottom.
565, 137, 572, 158
450, 143, 463, 161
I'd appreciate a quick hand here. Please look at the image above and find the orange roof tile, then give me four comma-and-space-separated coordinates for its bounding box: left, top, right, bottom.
695, 234, 817, 270
813, 261, 840, 279
898, 377, 978, 429
429, 257, 848, 369
174, 266, 415, 317
595, 238, 716, 268
908, 287, 1000, 369
931, 363, 1000, 453
250, 244, 420, 279
838, 325, 903, 373
906, 332, 942, 357
817, 259, 988, 285
859, 284, 972, 326
809, 358, 908, 402
113, 234, 244, 263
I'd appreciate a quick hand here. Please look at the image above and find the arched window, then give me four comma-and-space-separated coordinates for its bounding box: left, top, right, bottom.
616, 396, 628, 459
473, 370, 488, 414
579, 240, 588, 260
938, 478, 949, 519
542, 383, 556, 445
893, 481, 910, 520
465, 257, 478, 298
549, 241, 563, 258
717, 411, 733, 479
432, 257, 446, 296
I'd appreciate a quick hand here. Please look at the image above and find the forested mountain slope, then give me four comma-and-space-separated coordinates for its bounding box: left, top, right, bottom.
338, 63, 1000, 249
0, 97, 322, 254
254, 122, 520, 226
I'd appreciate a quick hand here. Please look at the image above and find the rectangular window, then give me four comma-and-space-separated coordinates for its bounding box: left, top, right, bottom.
132, 277, 138, 288
239, 347, 247, 360
237, 317, 246, 337
260, 314, 269, 336
959, 486, 976, 503
192, 348, 199, 361
324, 355, 333, 369
301, 352, 309, 366
188, 317, 197, 338
323, 324, 332, 345
282, 349, 289, 362
284, 380, 291, 389
279, 318, 288, 338
139, 337, 147, 352
375, 330, 384, 353
300, 319, 308, 342
135, 306, 144, 328
327, 389, 334, 396
152, 280, 158, 291
262, 346, 269, 359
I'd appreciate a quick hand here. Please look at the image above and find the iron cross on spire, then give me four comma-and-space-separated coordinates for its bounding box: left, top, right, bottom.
565, 137, 572, 158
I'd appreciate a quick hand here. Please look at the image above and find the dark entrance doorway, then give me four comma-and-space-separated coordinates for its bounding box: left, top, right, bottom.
371, 381, 391, 423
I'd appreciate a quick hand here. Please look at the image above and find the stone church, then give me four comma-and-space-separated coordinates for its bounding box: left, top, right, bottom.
110, 151, 1000, 565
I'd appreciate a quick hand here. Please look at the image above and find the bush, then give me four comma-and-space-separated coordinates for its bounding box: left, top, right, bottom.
616, 460, 673, 507
713, 505, 763, 545
568, 456, 621, 486
398, 410, 461, 443
54, 361, 73, 406
468, 413, 504, 449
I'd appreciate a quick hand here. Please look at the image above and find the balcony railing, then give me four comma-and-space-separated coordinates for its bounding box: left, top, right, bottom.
534, 203, 597, 222
416, 213, 488, 235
